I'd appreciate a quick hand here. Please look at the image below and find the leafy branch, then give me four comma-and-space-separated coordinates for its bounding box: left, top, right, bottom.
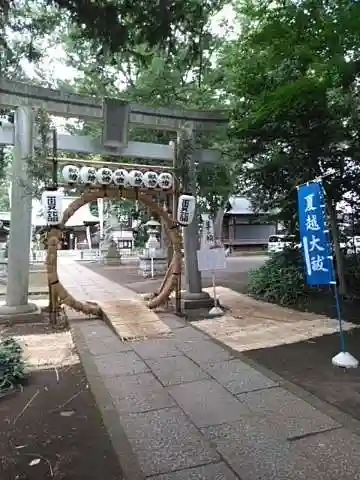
24, 109, 53, 198
0, 337, 27, 394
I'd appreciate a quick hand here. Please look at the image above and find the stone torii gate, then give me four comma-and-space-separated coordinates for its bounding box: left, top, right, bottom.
0, 79, 228, 318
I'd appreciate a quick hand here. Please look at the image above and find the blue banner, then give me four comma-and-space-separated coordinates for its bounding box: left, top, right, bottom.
297, 181, 334, 286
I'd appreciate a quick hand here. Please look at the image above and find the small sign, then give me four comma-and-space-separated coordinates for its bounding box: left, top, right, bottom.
197, 247, 226, 272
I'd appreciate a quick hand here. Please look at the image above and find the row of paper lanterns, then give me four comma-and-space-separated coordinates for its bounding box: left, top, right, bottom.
61, 165, 173, 190
42, 188, 196, 228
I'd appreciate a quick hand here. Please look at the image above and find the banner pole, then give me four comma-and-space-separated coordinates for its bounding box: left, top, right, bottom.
332, 281, 345, 353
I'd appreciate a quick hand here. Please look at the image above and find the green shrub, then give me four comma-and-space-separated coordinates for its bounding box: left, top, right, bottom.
0, 338, 26, 393
248, 247, 306, 305
344, 255, 360, 296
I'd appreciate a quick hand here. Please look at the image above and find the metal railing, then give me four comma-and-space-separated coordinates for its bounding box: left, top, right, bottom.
30, 248, 144, 264
0, 248, 151, 278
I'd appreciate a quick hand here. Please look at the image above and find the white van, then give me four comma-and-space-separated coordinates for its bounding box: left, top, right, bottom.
267, 234, 296, 255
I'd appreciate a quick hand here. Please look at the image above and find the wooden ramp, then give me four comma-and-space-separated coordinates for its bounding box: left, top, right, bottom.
99, 299, 171, 341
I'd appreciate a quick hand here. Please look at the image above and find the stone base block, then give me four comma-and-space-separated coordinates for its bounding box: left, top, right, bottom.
103, 257, 122, 266
181, 291, 214, 310
0, 302, 42, 324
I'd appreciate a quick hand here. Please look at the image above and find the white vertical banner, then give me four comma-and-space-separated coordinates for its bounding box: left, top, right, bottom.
200, 213, 215, 248
8, 183, 11, 209
86, 225, 92, 250
97, 198, 104, 239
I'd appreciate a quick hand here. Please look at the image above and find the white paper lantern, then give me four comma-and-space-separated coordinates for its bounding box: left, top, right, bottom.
41, 190, 63, 226
158, 172, 173, 190
177, 194, 196, 227
128, 170, 144, 188
96, 167, 113, 185
142, 171, 159, 189
79, 166, 97, 185
112, 169, 129, 187
62, 165, 80, 184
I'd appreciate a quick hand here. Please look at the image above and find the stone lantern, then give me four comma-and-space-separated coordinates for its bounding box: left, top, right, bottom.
145, 217, 161, 251
138, 217, 167, 278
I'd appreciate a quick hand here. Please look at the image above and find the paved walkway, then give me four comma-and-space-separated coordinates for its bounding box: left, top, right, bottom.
59, 260, 139, 302
59, 260, 170, 340
62, 261, 360, 480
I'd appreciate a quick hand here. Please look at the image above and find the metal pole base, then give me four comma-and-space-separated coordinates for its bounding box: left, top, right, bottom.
208, 306, 224, 318
332, 351, 359, 369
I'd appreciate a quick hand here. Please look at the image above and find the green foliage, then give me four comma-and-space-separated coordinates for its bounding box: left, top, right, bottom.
56, 0, 225, 62
248, 249, 360, 306
344, 255, 360, 296
197, 162, 236, 218
133, 227, 149, 248
26, 109, 54, 197
2, 0, 225, 68
108, 199, 133, 225
89, 201, 98, 217
0, 337, 27, 393
58, 2, 234, 216
0, 148, 11, 203
221, 0, 360, 225
248, 248, 306, 305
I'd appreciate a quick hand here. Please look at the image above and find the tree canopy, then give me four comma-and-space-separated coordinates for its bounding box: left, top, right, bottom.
1, 0, 225, 67
220, 0, 360, 225
3, 0, 360, 242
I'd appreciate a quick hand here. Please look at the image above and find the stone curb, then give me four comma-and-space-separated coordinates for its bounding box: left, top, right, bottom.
70, 321, 145, 480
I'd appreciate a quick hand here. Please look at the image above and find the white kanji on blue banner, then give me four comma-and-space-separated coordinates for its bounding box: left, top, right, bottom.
297, 181, 334, 286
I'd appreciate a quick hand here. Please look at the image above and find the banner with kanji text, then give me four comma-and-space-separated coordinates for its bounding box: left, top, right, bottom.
297, 181, 334, 286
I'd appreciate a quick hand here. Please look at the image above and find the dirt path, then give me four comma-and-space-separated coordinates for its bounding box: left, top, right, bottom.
0, 322, 123, 480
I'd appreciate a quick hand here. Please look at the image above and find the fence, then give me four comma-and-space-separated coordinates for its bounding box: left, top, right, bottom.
0, 247, 152, 280
31, 248, 143, 264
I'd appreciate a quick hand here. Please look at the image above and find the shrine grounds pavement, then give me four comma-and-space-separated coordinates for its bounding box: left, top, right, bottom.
63, 261, 360, 479
71, 314, 360, 480
82, 261, 360, 423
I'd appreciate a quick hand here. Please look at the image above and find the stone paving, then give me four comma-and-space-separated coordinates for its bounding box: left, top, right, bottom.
64, 261, 360, 480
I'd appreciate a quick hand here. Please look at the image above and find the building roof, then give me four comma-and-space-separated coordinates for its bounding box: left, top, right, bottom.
226, 197, 255, 215
32, 196, 99, 227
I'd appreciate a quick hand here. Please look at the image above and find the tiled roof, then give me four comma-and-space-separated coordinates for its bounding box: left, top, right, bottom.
226, 197, 255, 215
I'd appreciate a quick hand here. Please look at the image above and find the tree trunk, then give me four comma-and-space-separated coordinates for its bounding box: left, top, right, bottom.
328, 200, 346, 295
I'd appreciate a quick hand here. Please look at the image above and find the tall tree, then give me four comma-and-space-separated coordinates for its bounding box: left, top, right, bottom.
2, 0, 225, 68
220, 0, 360, 291
2, 0, 235, 235
59, 4, 235, 226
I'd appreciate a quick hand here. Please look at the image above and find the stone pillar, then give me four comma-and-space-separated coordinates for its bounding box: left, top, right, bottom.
2, 107, 38, 315
179, 126, 212, 309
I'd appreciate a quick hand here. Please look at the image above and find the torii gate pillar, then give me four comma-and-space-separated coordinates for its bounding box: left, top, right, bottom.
0, 107, 38, 317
